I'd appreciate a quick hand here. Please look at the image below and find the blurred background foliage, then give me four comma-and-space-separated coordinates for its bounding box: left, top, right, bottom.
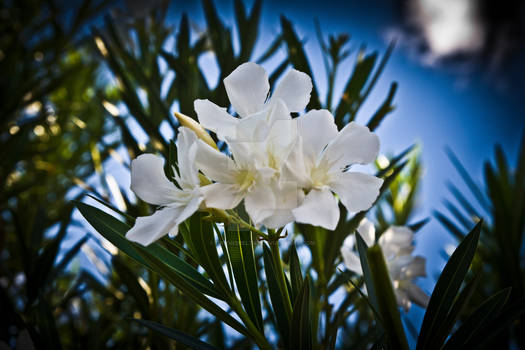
0, 0, 523, 349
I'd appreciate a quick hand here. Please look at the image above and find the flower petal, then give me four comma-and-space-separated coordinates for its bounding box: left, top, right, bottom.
331, 172, 383, 213
406, 283, 430, 308
244, 184, 278, 226
323, 122, 380, 169
394, 289, 412, 313
379, 226, 414, 258
292, 188, 339, 230
194, 99, 239, 140
271, 68, 312, 112
296, 109, 338, 161
403, 256, 427, 279
130, 154, 181, 206
341, 246, 363, 275
357, 218, 376, 247
195, 140, 237, 183
201, 183, 243, 209
126, 206, 182, 246
224, 62, 269, 117
246, 180, 302, 228
176, 127, 200, 189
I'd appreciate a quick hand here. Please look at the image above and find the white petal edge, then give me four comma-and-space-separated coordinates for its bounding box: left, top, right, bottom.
292, 188, 339, 230
323, 122, 380, 169
130, 154, 181, 206
201, 183, 243, 209
271, 68, 312, 112
331, 172, 383, 213
224, 62, 269, 118
341, 246, 363, 275
357, 218, 376, 247
195, 140, 238, 184
194, 99, 238, 140
296, 109, 338, 161
126, 206, 182, 246
176, 127, 200, 189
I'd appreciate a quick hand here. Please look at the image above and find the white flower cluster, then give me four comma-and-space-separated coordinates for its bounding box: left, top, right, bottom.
126, 62, 383, 246
341, 218, 429, 311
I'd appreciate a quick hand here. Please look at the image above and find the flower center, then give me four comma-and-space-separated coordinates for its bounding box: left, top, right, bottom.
310, 161, 333, 189
236, 169, 256, 191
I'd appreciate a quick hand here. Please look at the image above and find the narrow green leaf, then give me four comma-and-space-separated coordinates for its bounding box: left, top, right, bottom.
75, 202, 223, 299
355, 233, 381, 321
444, 288, 511, 350
135, 246, 250, 338
408, 217, 430, 233
289, 276, 312, 350
334, 51, 377, 123
133, 319, 219, 350
460, 297, 525, 349
225, 224, 263, 331
434, 210, 465, 241
367, 245, 409, 350
431, 270, 481, 348
289, 242, 303, 304
366, 82, 397, 131
263, 243, 290, 346
446, 148, 490, 210
416, 220, 482, 350
183, 213, 231, 295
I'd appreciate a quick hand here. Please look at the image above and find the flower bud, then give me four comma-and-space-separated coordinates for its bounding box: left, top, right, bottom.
174, 112, 218, 150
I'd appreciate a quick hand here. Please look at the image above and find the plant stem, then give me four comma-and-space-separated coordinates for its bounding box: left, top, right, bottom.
268, 232, 293, 321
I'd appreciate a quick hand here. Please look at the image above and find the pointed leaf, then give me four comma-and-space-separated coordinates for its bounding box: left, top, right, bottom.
225, 224, 263, 331
289, 276, 312, 350
263, 243, 290, 346
289, 242, 303, 303
133, 319, 219, 350
443, 288, 511, 349
416, 220, 482, 350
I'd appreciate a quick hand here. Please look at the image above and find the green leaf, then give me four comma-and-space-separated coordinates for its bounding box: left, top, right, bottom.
334, 50, 377, 123
75, 201, 223, 299
459, 297, 525, 348
133, 319, 219, 350
225, 224, 263, 331
431, 269, 481, 348
446, 148, 490, 210
263, 243, 290, 346
367, 245, 409, 350
366, 82, 397, 131
135, 246, 250, 338
289, 276, 312, 350
416, 220, 482, 350
443, 288, 511, 350
434, 210, 465, 241
182, 213, 231, 296
355, 232, 381, 320
288, 242, 303, 304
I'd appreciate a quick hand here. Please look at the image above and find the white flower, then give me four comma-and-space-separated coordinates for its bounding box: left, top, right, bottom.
340, 218, 429, 312
194, 62, 312, 141
192, 62, 311, 228
194, 134, 303, 229
285, 110, 383, 230
126, 127, 203, 246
